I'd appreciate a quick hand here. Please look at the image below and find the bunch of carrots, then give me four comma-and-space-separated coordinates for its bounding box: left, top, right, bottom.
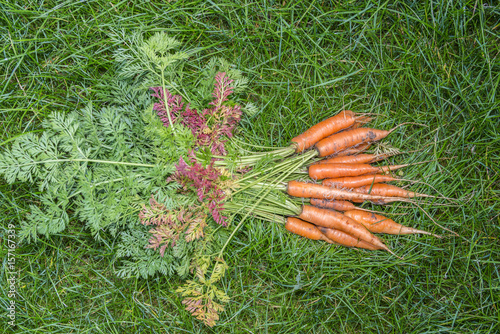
227, 110, 448, 257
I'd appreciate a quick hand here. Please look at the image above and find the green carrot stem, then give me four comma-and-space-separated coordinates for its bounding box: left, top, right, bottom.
242, 208, 286, 224
212, 146, 295, 159
218, 156, 306, 257
236, 149, 317, 184
210, 146, 296, 168
160, 67, 175, 132
231, 137, 296, 150
231, 152, 314, 198
247, 182, 287, 192
231, 162, 298, 197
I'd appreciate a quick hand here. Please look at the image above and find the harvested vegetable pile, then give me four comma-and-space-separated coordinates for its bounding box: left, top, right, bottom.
0, 33, 451, 327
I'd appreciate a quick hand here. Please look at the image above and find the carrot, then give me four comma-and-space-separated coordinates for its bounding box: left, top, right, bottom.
351, 198, 399, 205
314, 123, 424, 157
343, 210, 441, 237
334, 143, 371, 157
298, 205, 393, 253
291, 110, 356, 153
309, 163, 410, 180
316, 154, 376, 164
318, 226, 383, 250
353, 184, 432, 198
315, 153, 393, 164
356, 116, 373, 125
323, 174, 397, 188
287, 180, 407, 203
335, 143, 372, 157
310, 198, 361, 211
285, 217, 333, 243
348, 116, 372, 130
309, 163, 378, 179
310, 198, 396, 215
315, 127, 391, 157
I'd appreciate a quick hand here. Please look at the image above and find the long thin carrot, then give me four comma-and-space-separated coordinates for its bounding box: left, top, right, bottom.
343, 210, 441, 237
334, 143, 371, 157
298, 205, 392, 252
287, 180, 408, 203
348, 116, 372, 130
314, 123, 421, 157
350, 198, 401, 205
315, 154, 376, 164
353, 184, 433, 198
315, 153, 396, 164
285, 217, 333, 243
310, 198, 404, 215
317, 226, 383, 250
322, 174, 397, 188
291, 110, 356, 153
310, 198, 363, 211
309, 163, 410, 180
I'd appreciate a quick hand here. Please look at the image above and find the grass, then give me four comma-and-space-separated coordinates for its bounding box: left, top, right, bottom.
1, 0, 499, 332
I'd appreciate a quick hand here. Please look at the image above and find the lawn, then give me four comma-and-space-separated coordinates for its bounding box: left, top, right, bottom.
1, 1, 499, 332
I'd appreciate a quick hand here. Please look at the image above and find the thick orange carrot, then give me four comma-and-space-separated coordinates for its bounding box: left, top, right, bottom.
287, 180, 406, 203
309, 163, 410, 179
323, 174, 397, 188
309, 163, 379, 179
291, 110, 356, 153
285, 217, 333, 242
298, 205, 390, 251
353, 184, 431, 198
315, 128, 391, 157
334, 143, 371, 157
344, 210, 440, 237
318, 226, 383, 250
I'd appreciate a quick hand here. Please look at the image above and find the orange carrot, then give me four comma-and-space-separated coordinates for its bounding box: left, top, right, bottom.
315, 127, 391, 157
351, 198, 396, 205
348, 116, 372, 130
344, 210, 440, 237
353, 184, 432, 198
287, 180, 407, 203
298, 205, 391, 252
356, 116, 373, 125
310, 198, 390, 214
334, 143, 371, 157
291, 110, 356, 153
309, 163, 379, 179
309, 163, 409, 179
310, 198, 361, 211
323, 174, 397, 188
315, 123, 426, 157
315, 153, 394, 164
285, 217, 333, 243
318, 226, 383, 250
316, 154, 376, 164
